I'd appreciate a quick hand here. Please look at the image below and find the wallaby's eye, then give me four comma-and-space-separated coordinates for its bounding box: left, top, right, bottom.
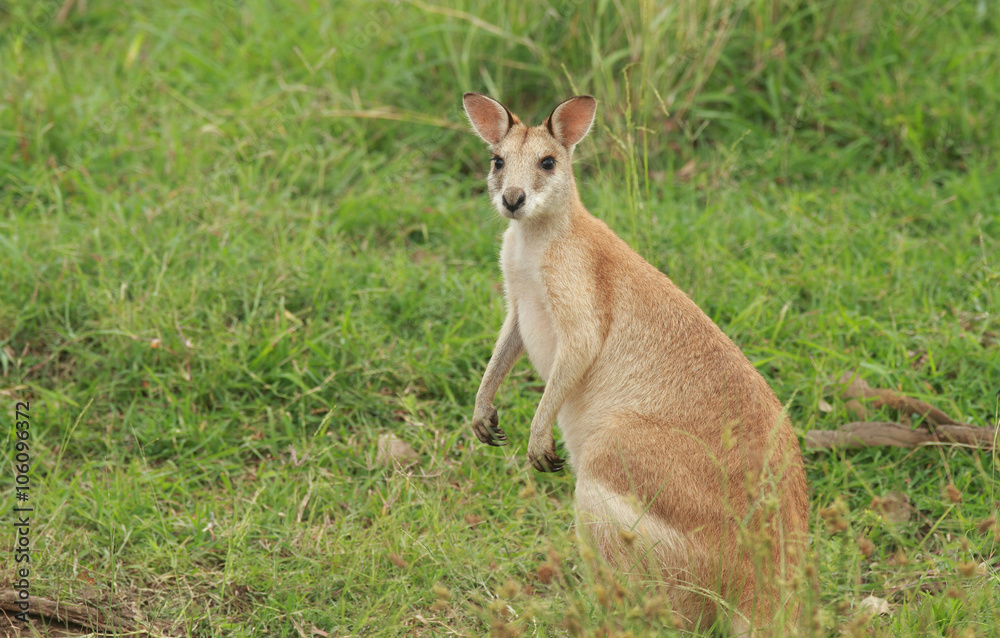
540, 156, 555, 170
493, 156, 504, 170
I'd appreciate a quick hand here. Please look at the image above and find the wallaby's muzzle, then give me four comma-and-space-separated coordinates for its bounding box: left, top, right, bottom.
502, 187, 526, 215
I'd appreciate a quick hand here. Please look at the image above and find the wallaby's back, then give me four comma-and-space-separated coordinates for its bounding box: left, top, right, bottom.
550, 208, 808, 630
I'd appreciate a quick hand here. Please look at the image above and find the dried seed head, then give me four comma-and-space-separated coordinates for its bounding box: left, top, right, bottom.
846, 612, 873, 638
432, 584, 451, 600
892, 549, 909, 566
819, 502, 849, 533
612, 580, 627, 604
870, 491, 911, 523
976, 516, 997, 534
592, 583, 609, 606
670, 611, 687, 630
641, 594, 667, 621
465, 513, 484, 525
722, 420, 734, 451
521, 603, 539, 622
744, 470, 760, 500
536, 563, 556, 584
499, 579, 520, 599
562, 602, 584, 636
857, 536, 875, 558
945, 483, 962, 503
958, 561, 978, 578
430, 599, 450, 612
488, 599, 508, 614
389, 552, 408, 569
787, 543, 800, 561
490, 617, 518, 638
810, 607, 824, 632
618, 528, 637, 545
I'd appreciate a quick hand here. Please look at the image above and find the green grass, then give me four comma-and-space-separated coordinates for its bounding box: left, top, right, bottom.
1, 0, 999, 635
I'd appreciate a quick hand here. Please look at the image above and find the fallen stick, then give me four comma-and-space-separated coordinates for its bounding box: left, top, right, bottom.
0, 590, 171, 637
836, 373, 960, 425
805, 421, 997, 450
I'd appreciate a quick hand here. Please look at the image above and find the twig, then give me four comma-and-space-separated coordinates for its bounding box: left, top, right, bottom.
836, 372, 959, 425
0, 590, 172, 637
805, 422, 996, 450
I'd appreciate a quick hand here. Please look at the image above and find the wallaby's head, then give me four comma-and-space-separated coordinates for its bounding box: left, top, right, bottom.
463, 93, 596, 222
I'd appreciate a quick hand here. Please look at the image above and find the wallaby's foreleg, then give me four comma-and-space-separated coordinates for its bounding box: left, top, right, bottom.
527, 327, 600, 472
473, 311, 524, 446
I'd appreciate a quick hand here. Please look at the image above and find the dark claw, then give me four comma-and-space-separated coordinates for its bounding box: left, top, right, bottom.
529, 447, 564, 473
472, 406, 508, 447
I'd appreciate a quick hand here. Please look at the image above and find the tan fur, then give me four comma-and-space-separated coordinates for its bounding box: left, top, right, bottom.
463, 92, 809, 634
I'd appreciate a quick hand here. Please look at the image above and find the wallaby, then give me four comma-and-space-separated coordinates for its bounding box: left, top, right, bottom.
463, 92, 809, 634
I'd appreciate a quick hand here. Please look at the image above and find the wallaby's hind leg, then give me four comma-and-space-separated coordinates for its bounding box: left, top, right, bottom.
575, 419, 803, 636
574, 475, 717, 630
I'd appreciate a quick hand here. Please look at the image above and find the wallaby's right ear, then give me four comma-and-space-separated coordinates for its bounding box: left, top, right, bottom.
463, 92, 517, 145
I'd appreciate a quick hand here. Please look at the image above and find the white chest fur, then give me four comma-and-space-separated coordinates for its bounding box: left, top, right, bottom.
500, 225, 559, 381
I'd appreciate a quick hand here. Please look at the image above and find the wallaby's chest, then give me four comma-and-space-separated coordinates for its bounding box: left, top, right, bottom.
500, 231, 558, 381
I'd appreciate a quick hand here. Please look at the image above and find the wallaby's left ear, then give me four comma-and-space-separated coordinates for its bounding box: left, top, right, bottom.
544, 95, 597, 149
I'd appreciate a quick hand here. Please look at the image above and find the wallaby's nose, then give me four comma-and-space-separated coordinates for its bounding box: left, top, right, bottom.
502, 187, 526, 213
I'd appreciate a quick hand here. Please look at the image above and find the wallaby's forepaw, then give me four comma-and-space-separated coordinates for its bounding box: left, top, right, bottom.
528, 439, 564, 472
472, 405, 508, 446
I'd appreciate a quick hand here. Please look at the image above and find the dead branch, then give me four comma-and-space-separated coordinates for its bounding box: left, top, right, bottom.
805, 421, 997, 450
0, 590, 172, 637
836, 373, 960, 426
808, 371, 997, 451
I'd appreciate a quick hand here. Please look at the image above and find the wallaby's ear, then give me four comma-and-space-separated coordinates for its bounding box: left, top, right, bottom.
463, 92, 516, 145
544, 95, 597, 149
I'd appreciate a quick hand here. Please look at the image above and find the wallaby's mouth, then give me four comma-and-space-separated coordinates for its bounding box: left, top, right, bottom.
500, 208, 525, 220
